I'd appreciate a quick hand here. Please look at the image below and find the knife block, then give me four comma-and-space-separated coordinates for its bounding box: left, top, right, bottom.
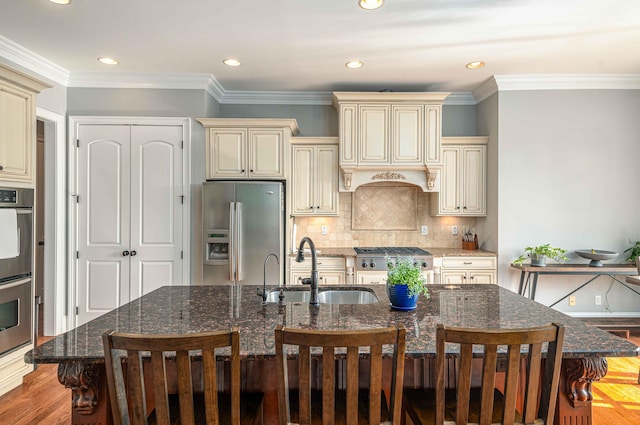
462, 235, 478, 250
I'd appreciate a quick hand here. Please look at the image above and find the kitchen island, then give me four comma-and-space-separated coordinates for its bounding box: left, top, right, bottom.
27, 284, 638, 425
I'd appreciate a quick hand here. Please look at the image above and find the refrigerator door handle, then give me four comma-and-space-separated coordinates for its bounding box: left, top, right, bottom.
236, 202, 243, 281
229, 202, 235, 281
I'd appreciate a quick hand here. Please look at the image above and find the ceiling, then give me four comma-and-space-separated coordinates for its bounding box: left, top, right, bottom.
1, 0, 639, 96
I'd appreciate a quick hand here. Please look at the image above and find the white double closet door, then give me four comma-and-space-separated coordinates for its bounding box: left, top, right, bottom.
76, 123, 184, 326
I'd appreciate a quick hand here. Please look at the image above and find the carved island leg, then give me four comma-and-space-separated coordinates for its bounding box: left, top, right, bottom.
57, 361, 112, 425
555, 357, 607, 425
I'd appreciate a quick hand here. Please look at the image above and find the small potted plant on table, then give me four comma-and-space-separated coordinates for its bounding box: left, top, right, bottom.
513, 244, 569, 267
386, 257, 429, 310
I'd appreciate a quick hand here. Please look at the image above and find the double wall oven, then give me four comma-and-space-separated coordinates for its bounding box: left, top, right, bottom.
354, 247, 434, 285
0, 188, 33, 355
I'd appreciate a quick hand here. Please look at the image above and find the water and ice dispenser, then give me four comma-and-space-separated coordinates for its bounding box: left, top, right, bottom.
204, 229, 229, 265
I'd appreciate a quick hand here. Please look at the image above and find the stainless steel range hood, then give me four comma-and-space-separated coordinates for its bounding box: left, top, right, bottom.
332, 91, 450, 192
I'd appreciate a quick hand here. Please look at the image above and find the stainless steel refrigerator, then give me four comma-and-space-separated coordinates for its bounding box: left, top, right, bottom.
202, 181, 284, 285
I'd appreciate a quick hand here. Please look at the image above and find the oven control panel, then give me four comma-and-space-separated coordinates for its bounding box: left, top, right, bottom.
0, 189, 17, 205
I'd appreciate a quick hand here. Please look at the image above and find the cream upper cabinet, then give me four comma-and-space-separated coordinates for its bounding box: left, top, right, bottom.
431, 137, 487, 216
291, 137, 339, 216
392, 105, 423, 163
332, 92, 449, 192
197, 118, 299, 180
0, 65, 50, 184
359, 104, 390, 163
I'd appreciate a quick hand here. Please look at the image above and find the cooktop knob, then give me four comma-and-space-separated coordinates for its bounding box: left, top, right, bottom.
362, 261, 369, 268
422, 261, 428, 267
369, 261, 376, 268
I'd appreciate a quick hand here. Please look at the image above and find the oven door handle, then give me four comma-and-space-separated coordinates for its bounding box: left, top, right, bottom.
0, 277, 31, 289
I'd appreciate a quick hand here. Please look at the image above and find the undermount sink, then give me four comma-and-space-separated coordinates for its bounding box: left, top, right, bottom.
317, 289, 378, 305
264, 288, 379, 305
265, 290, 310, 303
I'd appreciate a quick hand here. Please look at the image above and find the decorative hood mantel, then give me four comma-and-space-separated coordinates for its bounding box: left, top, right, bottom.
332, 91, 450, 192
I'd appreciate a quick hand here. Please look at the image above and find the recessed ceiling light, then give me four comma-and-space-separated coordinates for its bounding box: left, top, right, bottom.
358, 0, 384, 10
345, 60, 364, 69
223, 58, 241, 67
466, 61, 485, 69
97, 57, 119, 65
49, 0, 71, 4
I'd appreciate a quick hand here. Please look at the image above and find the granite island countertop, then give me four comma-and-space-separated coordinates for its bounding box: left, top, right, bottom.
27, 284, 637, 364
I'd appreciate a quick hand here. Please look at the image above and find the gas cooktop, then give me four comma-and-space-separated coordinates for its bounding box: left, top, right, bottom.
353, 247, 431, 256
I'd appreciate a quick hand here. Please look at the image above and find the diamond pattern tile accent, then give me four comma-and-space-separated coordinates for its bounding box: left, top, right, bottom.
352, 185, 417, 230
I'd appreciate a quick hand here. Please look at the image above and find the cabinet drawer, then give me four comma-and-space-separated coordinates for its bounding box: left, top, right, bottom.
441, 256, 496, 269
290, 257, 345, 270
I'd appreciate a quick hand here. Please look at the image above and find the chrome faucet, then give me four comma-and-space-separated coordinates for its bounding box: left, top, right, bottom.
259, 253, 279, 304
296, 237, 319, 305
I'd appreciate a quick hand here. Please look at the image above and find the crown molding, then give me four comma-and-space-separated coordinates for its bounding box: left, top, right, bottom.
443, 92, 476, 105
0, 34, 69, 86
493, 74, 640, 91
206, 75, 225, 103
473, 77, 499, 104
68, 72, 211, 89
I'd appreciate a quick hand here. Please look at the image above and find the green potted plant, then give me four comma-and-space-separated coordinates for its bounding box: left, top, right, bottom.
624, 240, 640, 263
386, 257, 429, 310
513, 244, 569, 267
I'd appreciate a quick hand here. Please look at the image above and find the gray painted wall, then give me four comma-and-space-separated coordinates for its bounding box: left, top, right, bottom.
442, 105, 477, 137
491, 89, 640, 315
475, 93, 499, 255
220, 104, 338, 136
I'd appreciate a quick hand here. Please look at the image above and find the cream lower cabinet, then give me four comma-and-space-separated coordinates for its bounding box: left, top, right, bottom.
357, 270, 433, 285
439, 256, 496, 284
431, 137, 487, 216
289, 257, 345, 285
291, 138, 339, 216
0, 64, 50, 183
197, 118, 299, 180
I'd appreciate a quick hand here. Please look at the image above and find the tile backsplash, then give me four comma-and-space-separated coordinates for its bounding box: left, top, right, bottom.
292, 188, 477, 248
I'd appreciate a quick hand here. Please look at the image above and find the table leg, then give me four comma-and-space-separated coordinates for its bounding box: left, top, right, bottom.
555, 357, 607, 425
518, 271, 526, 295
531, 272, 539, 300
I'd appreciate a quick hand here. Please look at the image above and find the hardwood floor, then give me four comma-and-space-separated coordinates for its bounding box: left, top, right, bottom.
592, 330, 640, 425
1, 332, 638, 424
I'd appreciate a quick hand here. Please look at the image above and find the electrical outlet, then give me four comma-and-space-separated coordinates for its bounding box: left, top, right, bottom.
595, 295, 602, 305
421, 225, 428, 235
569, 296, 576, 307
321, 225, 328, 235
452, 226, 458, 236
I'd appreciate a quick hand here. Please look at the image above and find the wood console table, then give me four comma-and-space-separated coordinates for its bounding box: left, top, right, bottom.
511, 263, 639, 306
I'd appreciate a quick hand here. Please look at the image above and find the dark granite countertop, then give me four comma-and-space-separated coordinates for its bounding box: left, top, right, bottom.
289, 248, 497, 258
27, 285, 638, 364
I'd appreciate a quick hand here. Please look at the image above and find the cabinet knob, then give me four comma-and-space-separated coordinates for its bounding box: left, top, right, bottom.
0, 165, 3, 170
456, 206, 460, 210
131, 250, 137, 256
309, 206, 314, 210
316, 206, 320, 209
123, 250, 130, 256
463, 206, 467, 209
250, 169, 254, 173
241, 169, 245, 173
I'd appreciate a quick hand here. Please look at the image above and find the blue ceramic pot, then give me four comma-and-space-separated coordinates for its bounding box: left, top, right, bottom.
387, 284, 418, 311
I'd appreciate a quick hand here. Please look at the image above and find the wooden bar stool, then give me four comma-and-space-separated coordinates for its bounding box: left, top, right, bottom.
274, 324, 406, 425
102, 327, 263, 425
403, 323, 565, 425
